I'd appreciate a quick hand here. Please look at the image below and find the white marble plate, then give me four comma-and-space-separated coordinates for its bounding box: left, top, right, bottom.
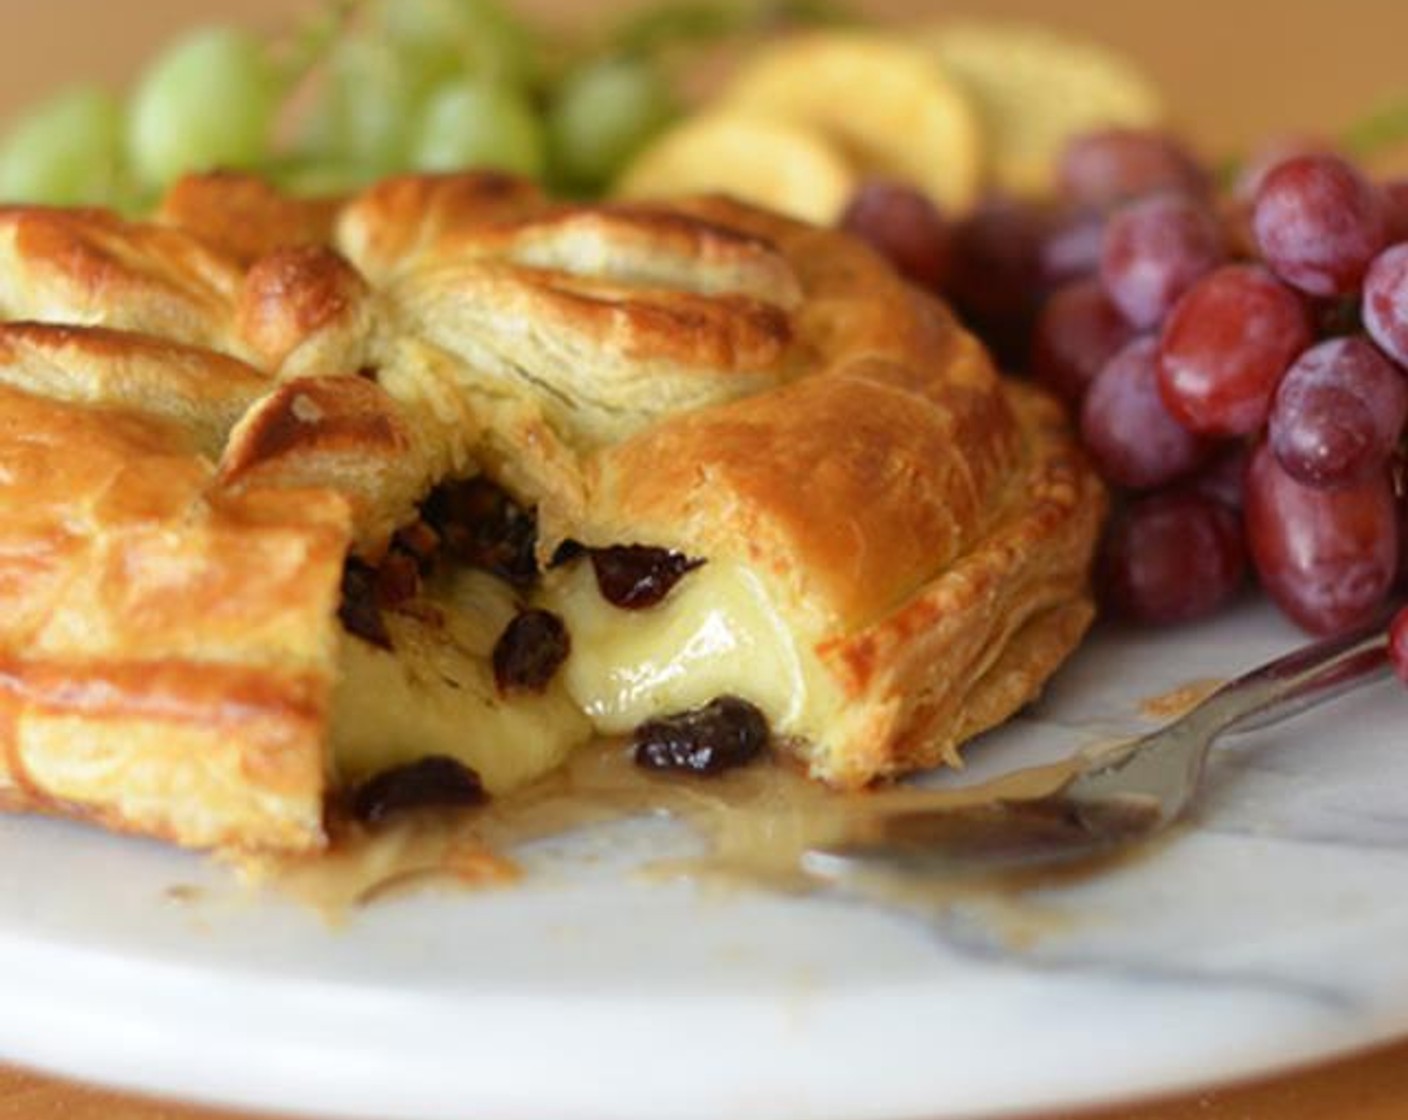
1, 599, 1406, 1120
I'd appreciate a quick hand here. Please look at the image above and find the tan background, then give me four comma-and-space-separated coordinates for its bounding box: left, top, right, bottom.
3, 1, 1408, 1118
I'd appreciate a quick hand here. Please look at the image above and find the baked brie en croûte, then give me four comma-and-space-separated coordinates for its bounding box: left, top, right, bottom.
0, 171, 1103, 856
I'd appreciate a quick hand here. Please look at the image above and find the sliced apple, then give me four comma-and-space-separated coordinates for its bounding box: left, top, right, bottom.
923, 19, 1163, 197
719, 31, 981, 213
615, 110, 857, 225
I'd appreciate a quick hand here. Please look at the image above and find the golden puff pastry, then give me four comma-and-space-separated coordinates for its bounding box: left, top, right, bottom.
530, 198, 1102, 786
0, 170, 1103, 858
0, 205, 243, 351
0, 381, 348, 852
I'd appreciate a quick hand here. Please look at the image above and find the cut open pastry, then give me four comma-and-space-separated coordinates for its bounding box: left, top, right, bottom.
0, 173, 1103, 857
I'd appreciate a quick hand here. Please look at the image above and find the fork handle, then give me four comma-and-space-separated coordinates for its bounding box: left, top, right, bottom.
1193, 616, 1393, 738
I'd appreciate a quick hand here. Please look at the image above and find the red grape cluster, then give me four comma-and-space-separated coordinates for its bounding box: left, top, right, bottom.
838, 130, 1408, 683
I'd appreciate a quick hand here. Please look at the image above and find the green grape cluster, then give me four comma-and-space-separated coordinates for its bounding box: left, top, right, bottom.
0, 84, 124, 206
296, 0, 694, 196
0, 0, 845, 211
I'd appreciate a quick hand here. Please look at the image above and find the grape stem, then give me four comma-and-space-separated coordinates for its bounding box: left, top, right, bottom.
275, 0, 363, 91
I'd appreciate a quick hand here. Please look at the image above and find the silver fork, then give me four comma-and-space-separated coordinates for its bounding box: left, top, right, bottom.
802, 618, 1394, 884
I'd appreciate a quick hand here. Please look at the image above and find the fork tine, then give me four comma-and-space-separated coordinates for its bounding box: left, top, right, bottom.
804, 619, 1390, 885
804, 794, 1157, 880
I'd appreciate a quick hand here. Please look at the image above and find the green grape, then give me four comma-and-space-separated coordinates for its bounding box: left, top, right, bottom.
376, 0, 540, 88
547, 57, 677, 192
304, 37, 438, 175
293, 77, 345, 165
127, 26, 280, 190
0, 84, 123, 205
410, 79, 545, 178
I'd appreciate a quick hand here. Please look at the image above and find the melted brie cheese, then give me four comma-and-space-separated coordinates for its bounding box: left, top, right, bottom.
540, 559, 833, 739
330, 569, 590, 796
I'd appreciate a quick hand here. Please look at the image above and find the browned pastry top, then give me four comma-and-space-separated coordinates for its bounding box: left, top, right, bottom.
0, 169, 1103, 850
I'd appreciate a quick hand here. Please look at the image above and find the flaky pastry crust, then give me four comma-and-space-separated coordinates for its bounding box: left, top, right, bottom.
0, 382, 348, 851
0, 170, 1102, 853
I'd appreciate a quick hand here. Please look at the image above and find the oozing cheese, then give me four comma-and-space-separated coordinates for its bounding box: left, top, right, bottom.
331, 556, 838, 797
330, 569, 590, 796
540, 559, 832, 739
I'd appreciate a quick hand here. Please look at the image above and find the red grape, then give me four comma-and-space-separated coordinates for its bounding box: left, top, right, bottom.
1101, 489, 1246, 625
1267, 336, 1408, 488
1244, 441, 1398, 635
1233, 135, 1340, 202
946, 195, 1048, 368
961, 128, 1408, 638
1382, 178, 1408, 242
839, 179, 950, 291
1157, 264, 1313, 436
1030, 277, 1135, 406
1390, 606, 1408, 684
1190, 442, 1249, 511
1397, 465, 1408, 587
1251, 154, 1388, 297
1040, 209, 1106, 287
1362, 243, 1408, 367
1081, 336, 1214, 489
1057, 128, 1209, 211
1099, 193, 1225, 329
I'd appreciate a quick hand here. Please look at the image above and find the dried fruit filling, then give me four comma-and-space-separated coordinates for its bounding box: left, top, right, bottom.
350, 755, 487, 826
422, 476, 539, 589
333, 475, 775, 819
633, 696, 771, 775
493, 609, 571, 694
589, 545, 705, 610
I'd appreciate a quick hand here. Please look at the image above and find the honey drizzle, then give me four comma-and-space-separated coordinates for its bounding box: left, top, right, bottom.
243, 741, 1094, 921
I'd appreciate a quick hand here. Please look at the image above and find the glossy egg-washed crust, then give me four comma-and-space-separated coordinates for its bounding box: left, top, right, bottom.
0, 171, 1103, 853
